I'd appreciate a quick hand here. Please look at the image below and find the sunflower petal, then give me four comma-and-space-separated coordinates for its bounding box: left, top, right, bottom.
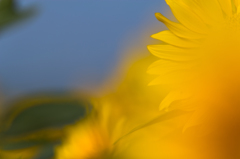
184, 0, 215, 25
234, 0, 240, 7
199, 0, 225, 23
151, 30, 198, 48
218, 0, 233, 16
166, 0, 208, 34
147, 44, 195, 61
182, 107, 206, 132
148, 60, 190, 75
148, 70, 192, 86
155, 13, 203, 39
159, 90, 191, 111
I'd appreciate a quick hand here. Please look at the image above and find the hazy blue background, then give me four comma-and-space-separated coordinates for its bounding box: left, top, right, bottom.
0, 0, 167, 100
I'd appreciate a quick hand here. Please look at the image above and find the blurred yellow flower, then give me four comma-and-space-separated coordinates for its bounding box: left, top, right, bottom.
54, 109, 117, 159
55, 56, 177, 159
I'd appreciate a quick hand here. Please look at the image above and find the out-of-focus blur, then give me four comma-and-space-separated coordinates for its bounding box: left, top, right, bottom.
0, 0, 169, 159
0, 0, 166, 100
2, 0, 240, 159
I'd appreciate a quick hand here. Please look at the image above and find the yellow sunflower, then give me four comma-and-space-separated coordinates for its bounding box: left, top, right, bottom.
148, 0, 240, 117
148, 0, 240, 158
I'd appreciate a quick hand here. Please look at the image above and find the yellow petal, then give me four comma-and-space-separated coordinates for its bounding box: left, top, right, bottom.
182, 108, 206, 132
199, 0, 225, 23
148, 60, 178, 75
148, 70, 192, 86
151, 30, 198, 48
182, 0, 213, 26
234, 0, 240, 7
166, 0, 208, 34
155, 13, 204, 39
237, 5, 240, 14
147, 45, 194, 61
159, 90, 191, 111
148, 60, 190, 75
218, 0, 233, 16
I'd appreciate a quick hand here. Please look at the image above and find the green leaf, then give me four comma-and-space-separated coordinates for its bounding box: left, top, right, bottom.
34, 142, 59, 159
1, 140, 39, 150
1, 95, 87, 137
0, 0, 36, 31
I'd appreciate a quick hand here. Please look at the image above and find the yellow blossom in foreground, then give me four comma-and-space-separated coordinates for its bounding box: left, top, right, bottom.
54, 56, 186, 159
148, 0, 240, 158
54, 108, 119, 159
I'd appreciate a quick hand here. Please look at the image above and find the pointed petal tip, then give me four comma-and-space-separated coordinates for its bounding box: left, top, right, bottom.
159, 102, 170, 112
155, 12, 162, 18
159, 106, 168, 112
147, 45, 151, 49
165, 0, 171, 5
155, 12, 167, 23
150, 33, 159, 40
147, 45, 155, 52
146, 45, 161, 58
148, 80, 159, 86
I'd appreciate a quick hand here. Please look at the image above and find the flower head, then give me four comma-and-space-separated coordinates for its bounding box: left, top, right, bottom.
55, 106, 120, 159
148, 0, 240, 158
148, 0, 240, 112
55, 56, 170, 159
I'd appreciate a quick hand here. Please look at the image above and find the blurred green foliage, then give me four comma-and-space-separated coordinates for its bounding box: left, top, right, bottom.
0, 94, 88, 159
2, 97, 87, 136
0, 1, 89, 158
0, 0, 35, 31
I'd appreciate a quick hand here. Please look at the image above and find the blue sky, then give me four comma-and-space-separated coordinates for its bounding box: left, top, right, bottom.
0, 0, 166, 100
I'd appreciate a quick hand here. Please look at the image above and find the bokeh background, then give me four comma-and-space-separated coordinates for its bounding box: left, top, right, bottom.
0, 0, 167, 102
0, 1, 170, 159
